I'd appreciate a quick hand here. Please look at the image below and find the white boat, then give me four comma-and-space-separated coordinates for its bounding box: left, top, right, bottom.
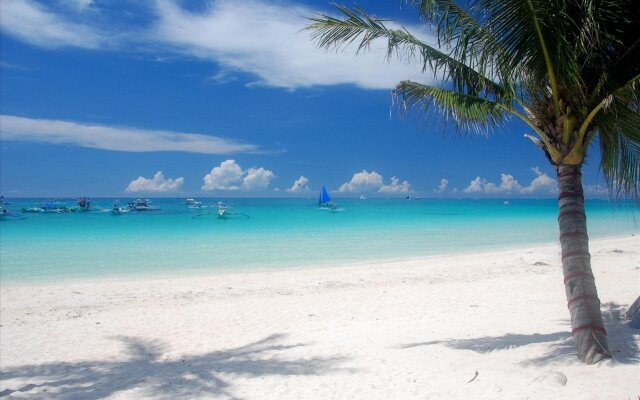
215, 202, 248, 219
111, 200, 130, 214
359, 195, 367, 200
185, 198, 202, 208
128, 198, 160, 211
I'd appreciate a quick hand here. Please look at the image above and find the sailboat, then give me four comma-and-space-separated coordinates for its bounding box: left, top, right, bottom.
318, 186, 337, 210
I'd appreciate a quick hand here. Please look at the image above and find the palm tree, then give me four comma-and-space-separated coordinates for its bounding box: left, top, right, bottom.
306, 0, 639, 364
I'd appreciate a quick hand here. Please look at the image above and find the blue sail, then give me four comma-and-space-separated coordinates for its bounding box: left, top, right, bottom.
318, 186, 332, 205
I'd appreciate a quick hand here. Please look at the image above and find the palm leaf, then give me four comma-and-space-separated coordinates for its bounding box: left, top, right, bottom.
393, 80, 507, 133
306, 4, 505, 97
410, 0, 506, 73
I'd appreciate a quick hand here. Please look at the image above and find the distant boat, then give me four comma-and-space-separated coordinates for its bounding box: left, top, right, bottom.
22, 200, 70, 213
192, 201, 248, 219
69, 197, 93, 212
128, 198, 160, 211
78, 197, 91, 210
360, 195, 367, 200
503, 200, 509, 205
111, 200, 130, 214
0, 198, 20, 219
318, 186, 337, 209
185, 198, 202, 208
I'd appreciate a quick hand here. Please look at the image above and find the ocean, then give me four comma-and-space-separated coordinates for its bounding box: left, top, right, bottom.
0, 198, 637, 282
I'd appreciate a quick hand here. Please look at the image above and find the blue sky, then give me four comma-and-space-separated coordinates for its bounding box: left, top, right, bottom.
0, 0, 609, 198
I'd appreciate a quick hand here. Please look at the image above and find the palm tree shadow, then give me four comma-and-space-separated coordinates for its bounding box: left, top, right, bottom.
396, 302, 638, 366
522, 302, 640, 366
0, 333, 351, 399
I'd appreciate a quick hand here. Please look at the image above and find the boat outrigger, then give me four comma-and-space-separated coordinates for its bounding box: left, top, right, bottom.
22, 200, 70, 213
128, 198, 160, 211
185, 198, 203, 208
111, 200, 130, 214
192, 201, 249, 220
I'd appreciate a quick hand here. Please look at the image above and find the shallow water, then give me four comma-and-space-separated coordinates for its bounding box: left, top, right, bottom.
0, 198, 637, 281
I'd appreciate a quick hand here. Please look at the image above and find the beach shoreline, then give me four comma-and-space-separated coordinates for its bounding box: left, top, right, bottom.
1, 233, 635, 287
1, 235, 638, 399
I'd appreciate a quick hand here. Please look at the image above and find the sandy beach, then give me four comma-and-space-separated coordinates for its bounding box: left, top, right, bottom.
1, 235, 638, 399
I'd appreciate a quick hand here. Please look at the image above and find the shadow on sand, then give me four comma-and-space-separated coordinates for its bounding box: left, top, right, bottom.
397, 302, 639, 365
0, 333, 350, 400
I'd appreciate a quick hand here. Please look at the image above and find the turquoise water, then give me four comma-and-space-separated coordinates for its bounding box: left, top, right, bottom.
0, 198, 637, 282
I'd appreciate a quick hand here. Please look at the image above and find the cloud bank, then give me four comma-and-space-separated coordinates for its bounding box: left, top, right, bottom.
0, 115, 260, 154
463, 167, 557, 195
202, 159, 275, 191
126, 171, 184, 192
339, 170, 411, 194
379, 177, 411, 194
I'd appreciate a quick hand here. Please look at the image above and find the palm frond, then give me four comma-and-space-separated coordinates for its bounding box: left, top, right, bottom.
580, 73, 640, 140
597, 100, 640, 200
393, 80, 507, 133
409, 0, 506, 74
306, 4, 505, 97
477, 0, 582, 99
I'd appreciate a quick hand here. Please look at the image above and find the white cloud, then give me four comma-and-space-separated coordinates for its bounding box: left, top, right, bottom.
339, 170, 384, 192
433, 178, 449, 193
151, 0, 431, 90
0, 0, 107, 49
242, 167, 275, 190
463, 177, 486, 193
520, 167, 557, 194
202, 160, 275, 191
126, 171, 183, 193
379, 176, 411, 194
463, 167, 557, 195
464, 174, 522, 194
2, 0, 433, 90
287, 176, 310, 192
0, 115, 260, 154
202, 159, 244, 190
498, 174, 522, 192
339, 170, 411, 194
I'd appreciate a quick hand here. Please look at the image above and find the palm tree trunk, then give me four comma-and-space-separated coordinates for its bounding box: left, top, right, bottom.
557, 164, 610, 364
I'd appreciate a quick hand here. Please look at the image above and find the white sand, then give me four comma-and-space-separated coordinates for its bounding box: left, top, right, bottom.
1, 235, 638, 399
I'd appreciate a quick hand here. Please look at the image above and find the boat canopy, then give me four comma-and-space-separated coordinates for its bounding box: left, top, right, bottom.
318, 186, 332, 205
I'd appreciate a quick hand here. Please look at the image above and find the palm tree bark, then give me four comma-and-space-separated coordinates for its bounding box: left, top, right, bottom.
557, 164, 610, 364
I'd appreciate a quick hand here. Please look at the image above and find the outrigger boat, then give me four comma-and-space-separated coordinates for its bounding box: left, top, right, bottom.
185, 198, 203, 208
192, 201, 249, 220
0, 198, 21, 219
68, 197, 95, 212
77, 197, 91, 210
22, 200, 70, 213
128, 198, 160, 211
111, 200, 130, 214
